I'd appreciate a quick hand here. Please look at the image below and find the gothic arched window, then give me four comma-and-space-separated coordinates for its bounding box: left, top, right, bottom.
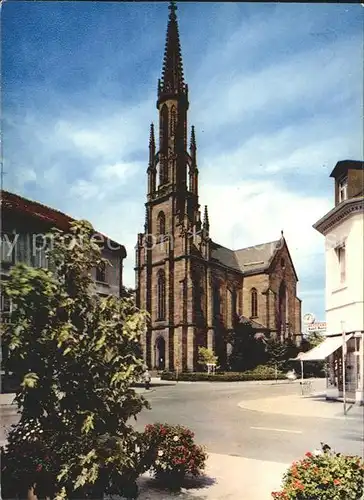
160, 104, 168, 153
157, 270, 166, 320
159, 104, 169, 185
157, 211, 166, 236
251, 288, 258, 318
170, 105, 176, 136
213, 282, 221, 324
232, 288, 237, 324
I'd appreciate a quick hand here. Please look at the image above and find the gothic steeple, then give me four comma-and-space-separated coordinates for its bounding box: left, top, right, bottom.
157, 1, 188, 106
189, 125, 198, 196
147, 123, 156, 197
203, 205, 210, 234
190, 125, 196, 155
149, 123, 155, 162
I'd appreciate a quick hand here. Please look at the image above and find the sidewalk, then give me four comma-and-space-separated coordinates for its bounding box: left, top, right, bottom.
132, 453, 288, 500
238, 392, 362, 420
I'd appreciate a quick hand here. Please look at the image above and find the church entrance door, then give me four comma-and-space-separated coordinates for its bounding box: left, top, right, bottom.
155, 337, 166, 370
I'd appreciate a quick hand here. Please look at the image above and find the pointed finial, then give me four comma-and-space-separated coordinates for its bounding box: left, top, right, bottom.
190, 125, 196, 151
149, 123, 155, 145
281, 229, 284, 238
203, 205, 210, 231
169, 1, 177, 18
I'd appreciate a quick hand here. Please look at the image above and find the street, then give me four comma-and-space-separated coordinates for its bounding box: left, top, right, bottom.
1, 380, 363, 499
132, 380, 363, 464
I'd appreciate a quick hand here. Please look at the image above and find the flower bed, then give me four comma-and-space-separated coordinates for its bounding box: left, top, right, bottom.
272, 444, 364, 499
144, 423, 207, 490
161, 365, 286, 382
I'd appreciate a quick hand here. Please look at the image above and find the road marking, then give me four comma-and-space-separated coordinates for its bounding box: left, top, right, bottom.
250, 426, 303, 434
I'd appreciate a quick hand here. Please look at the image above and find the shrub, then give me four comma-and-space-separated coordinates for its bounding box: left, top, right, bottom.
1, 419, 59, 499
144, 423, 207, 490
272, 443, 364, 499
161, 365, 286, 382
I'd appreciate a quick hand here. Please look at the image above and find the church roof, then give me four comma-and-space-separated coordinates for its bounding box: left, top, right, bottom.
211, 239, 282, 275
239, 315, 269, 331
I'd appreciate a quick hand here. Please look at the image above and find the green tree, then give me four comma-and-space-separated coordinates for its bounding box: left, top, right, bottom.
306, 331, 325, 348
265, 337, 288, 376
1, 221, 149, 498
228, 319, 267, 372
198, 347, 218, 371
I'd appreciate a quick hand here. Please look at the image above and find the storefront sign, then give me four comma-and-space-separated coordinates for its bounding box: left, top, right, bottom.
307, 322, 327, 333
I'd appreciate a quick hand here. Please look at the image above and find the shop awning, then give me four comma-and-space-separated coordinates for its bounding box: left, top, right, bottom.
293, 334, 353, 361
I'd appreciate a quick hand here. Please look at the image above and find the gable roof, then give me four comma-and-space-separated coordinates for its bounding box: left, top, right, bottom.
1, 190, 126, 257
234, 240, 281, 275
211, 239, 281, 275
238, 315, 269, 331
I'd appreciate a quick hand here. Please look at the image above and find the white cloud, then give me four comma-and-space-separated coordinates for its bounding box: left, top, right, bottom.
70, 161, 141, 201
200, 179, 331, 290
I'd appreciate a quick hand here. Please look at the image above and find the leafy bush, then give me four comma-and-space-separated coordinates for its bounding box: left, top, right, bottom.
161, 365, 286, 382
143, 423, 207, 490
1, 419, 59, 499
272, 443, 364, 499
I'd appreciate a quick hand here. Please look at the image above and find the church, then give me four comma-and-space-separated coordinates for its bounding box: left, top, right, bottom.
135, 2, 302, 372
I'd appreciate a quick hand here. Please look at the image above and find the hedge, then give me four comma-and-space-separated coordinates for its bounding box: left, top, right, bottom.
161, 366, 287, 382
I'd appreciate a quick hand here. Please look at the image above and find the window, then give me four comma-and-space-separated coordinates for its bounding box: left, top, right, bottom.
96, 261, 107, 283
251, 288, 258, 318
170, 105, 176, 136
15, 234, 32, 265
212, 283, 221, 324
280, 258, 285, 270
157, 211, 166, 236
232, 289, 237, 323
1, 233, 15, 264
157, 270, 166, 320
32, 234, 48, 268
335, 244, 346, 284
338, 176, 348, 203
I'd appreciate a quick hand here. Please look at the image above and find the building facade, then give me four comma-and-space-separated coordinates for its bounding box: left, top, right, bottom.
1, 190, 127, 311
313, 159, 364, 404
135, 3, 302, 372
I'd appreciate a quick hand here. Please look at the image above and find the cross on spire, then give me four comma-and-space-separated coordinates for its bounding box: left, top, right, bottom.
168, 1, 177, 17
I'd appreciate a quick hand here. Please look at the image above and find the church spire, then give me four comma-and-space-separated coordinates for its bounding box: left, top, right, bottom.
158, 1, 188, 105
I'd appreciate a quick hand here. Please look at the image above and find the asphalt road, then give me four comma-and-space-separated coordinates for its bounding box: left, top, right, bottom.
1, 381, 363, 465
132, 381, 364, 464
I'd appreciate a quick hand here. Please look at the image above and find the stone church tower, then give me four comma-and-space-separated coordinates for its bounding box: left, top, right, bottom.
135, 2, 302, 372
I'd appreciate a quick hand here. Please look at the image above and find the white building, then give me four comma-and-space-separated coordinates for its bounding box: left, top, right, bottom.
308, 160, 364, 404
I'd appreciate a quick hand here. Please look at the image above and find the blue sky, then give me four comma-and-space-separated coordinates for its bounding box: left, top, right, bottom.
2, 1, 363, 324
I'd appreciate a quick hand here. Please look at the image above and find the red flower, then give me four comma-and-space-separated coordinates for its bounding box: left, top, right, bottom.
294, 480, 304, 491
334, 479, 341, 485
36, 464, 43, 472
305, 452, 313, 458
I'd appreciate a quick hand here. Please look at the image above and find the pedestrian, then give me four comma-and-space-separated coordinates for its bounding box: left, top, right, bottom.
144, 369, 151, 390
